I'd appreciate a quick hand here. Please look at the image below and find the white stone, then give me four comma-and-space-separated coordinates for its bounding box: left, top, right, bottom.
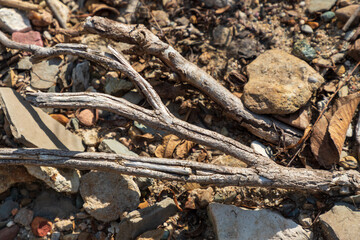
251, 141, 269, 158
208, 203, 312, 240
0, 8, 31, 33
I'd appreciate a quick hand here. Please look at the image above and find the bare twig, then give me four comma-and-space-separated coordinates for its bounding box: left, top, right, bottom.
83, 16, 303, 146
0, 0, 41, 11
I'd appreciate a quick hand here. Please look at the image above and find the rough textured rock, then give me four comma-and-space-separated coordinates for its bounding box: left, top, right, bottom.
319, 203, 360, 240
0, 8, 31, 33
336, 5, 360, 27
14, 208, 34, 227
80, 171, 140, 222
0, 166, 35, 194
12, 31, 43, 47
117, 198, 177, 240
208, 203, 312, 240
242, 49, 324, 114
99, 139, 138, 156
30, 58, 62, 90
308, 0, 337, 13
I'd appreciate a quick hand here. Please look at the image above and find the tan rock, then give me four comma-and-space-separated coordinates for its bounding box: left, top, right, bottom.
335, 4, 360, 26
0, 166, 35, 194
242, 49, 324, 114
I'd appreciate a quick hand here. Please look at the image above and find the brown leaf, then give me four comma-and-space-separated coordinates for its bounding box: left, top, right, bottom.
154, 134, 181, 158
276, 106, 311, 130
175, 140, 196, 158
311, 92, 360, 168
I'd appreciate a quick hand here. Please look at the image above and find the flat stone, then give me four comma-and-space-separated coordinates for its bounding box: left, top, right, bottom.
319, 203, 360, 240
0, 8, 31, 33
72, 61, 90, 92
82, 129, 99, 147
292, 40, 317, 62
301, 25, 313, 34
14, 208, 34, 227
204, 0, 235, 8
104, 71, 134, 96
0, 200, 19, 221
0, 166, 35, 194
117, 198, 177, 240
33, 190, 77, 220
31, 58, 62, 90
98, 139, 138, 156
336, 5, 360, 26
212, 25, 232, 47
12, 31, 43, 47
308, 0, 337, 13
250, 141, 272, 158
16, 56, 33, 70
80, 171, 140, 222
208, 203, 312, 240
54, 219, 73, 232
242, 49, 324, 114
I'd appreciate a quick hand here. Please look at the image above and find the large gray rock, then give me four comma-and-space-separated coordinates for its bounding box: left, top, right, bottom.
242, 49, 324, 114
80, 171, 140, 222
308, 0, 337, 13
117, 198, 178, 240
208, 203, 312, 240
319, 203, 360, 240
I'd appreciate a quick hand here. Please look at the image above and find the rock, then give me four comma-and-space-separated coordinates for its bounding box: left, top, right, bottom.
298, 213, 312, 228
63, 233, 80, 240
308, 0, 337, 13
75, 109, 99, 127
14, 208, 34, 227
189, 187, 214, 208
72, 61, 90, 92
228, 38, 262, 59
80, 171, 140, 222
292, 40, 317, 62
33, 190, 77, 220
336, 5, 360, 27
347, 38, 360, 61
242, 49, 324, 114
28, 9, 53, 27
54, 219, 73, 231
0, 200, 19, 221
0, 8, 31, 33
31, 216, 53, 237
12, 31, 43, 47
51, 231, 61, 240
0, 166, 35, 194
339, 0, 352, 7
250, 141, 273, 158
117, 198, 178, 240
82, 129, 99, 147
321, 11, 336, 22
301, 25, 313, 34
339, 156, 358, 169
208, 203, 312, 240
16, 56, 33, 70
319, 203, 360, 240
30, 57, 62, 90
0, 225, 20, 240
151, 10, 170, 27
212, 25, 232, 47
204, 0, 235, 8
45, 0, 70, 28
122, 91, 144, 105
104, 71, 134, 96
99, 139, 138, 156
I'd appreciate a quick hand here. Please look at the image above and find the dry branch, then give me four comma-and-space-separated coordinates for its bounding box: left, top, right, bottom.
83, 16, 303, 146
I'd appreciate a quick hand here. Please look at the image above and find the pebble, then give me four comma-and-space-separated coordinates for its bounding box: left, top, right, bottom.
104, 71, 134, 96
300, 24, 314, 34
0, 200, 19, 221
292, 40, 317, 62
54, 219, 73, 232
338, 85, 349, 97
0, 225, 20, 240
82, 129, 99, 147
321, 11, 336, 22
31, 57, 63, 90
12, 31, 43, 47
80, 171, 140, 222
212, 25, 232, 47
99, 139, 138, 156
31, 217, 53, 237
14, 208, 34, 227
308, 0, 337, 13
0, 8, 31, 33
51, 231, 61, 240
151, 10, 170, 27
339, 156, 358, 169
75, 109, 99, 127
72, 61, 90, 92
251, 141, 271, 158
6, 221, 14, 227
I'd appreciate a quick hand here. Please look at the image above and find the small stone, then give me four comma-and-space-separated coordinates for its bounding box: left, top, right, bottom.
339, 156, 358, 169
31, 216, 53, 237
104, 71, 134, 96
51, 231, 61, 240
0, 225, 20, 240
82, 129, 99, 147
300, 24, 313, 34
298, 213, 312, 228
28, 10, 53, 27
80, 171, 140, 222
336, 65, 346, 76
75, 109, 99, 127
14, 208, 34, 227
319, 203, 360, 240
78, 222, 88, 231
190, 187, 214, 208
331, 53, 345, 63
16, 57, 33, 70
54, 219, 73, 231
347, 38, 360, 61
0, 200, 19, 221
12, 31, 43, 47
72, 61, 90, 92
242, 49, 324, 114
321, 11, 336, 22
204, 0, 235, 8
292, 39, 317, 62
212, 25, 232, 47
99, 139, 138, 156
251, 141, 272, 158
0, 8, 31, 33
336, 5, 360, 27
6, 221, 14, 227
308, 0, 337, 13
31, 57, 62, 90
338, 85, 349, 97
151, 10, 170, 27
208, 203, 312, 239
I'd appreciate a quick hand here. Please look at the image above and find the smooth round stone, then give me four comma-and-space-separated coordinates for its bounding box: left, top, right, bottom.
301, 24, 314, 34
321, 11, 335, 22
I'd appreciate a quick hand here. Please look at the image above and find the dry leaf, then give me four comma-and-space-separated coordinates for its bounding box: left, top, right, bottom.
311, 92, 360, 168
175, 140, 196, 158
155, 134, 181, 158
276, 106, 311, 130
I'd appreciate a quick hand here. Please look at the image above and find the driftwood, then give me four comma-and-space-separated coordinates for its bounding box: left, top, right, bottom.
0, 22, 359, 193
